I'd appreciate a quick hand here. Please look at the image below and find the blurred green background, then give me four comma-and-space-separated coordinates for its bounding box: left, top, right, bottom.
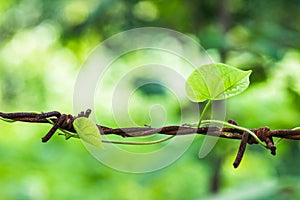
1, 0, 300, 199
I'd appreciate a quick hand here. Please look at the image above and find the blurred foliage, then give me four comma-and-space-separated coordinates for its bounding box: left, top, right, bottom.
1, 0, 300, 199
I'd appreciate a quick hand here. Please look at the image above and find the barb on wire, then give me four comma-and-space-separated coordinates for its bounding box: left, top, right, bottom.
1, 109, 300, 168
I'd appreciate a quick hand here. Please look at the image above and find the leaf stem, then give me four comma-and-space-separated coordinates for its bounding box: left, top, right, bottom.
197, 100, 211, 128
0, 117, 16, 123
58, 128, 175, 145
202, 119, 267, 148
101, 135, 175, 145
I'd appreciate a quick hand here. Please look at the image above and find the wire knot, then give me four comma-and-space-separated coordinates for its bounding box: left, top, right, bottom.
41, 109, 91, 143
247, 126, 276, 155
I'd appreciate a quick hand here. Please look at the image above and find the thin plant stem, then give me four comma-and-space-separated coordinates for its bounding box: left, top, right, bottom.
59, 128, 175, 145
197, 100, 211, 128
101, 135, 175, 145
0, 117, 16, 123
202, 119, 267, 148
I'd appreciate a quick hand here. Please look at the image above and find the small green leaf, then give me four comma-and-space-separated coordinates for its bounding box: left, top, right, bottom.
186, 63, 252, 102
73, 117, 103, 148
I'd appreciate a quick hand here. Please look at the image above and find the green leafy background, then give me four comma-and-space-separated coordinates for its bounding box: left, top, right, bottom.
1, 0, 300, 199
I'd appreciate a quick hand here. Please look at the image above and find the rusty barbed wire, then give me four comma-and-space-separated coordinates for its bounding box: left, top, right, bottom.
1, 110, 300, 168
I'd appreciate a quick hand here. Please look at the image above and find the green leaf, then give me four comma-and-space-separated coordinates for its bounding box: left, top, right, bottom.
73, 117, 103, 148
186, 63, 252, 102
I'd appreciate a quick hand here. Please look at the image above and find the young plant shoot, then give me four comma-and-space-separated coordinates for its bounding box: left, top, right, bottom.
185, 63, 266, 147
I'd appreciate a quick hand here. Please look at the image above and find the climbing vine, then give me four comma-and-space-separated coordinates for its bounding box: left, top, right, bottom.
1, 63, 300, 168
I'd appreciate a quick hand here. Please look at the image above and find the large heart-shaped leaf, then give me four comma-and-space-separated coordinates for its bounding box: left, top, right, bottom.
186, 63, 252, 102
73, 117, 103, 148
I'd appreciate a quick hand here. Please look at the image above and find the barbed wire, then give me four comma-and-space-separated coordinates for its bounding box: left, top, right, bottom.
1, 110, 300, 168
